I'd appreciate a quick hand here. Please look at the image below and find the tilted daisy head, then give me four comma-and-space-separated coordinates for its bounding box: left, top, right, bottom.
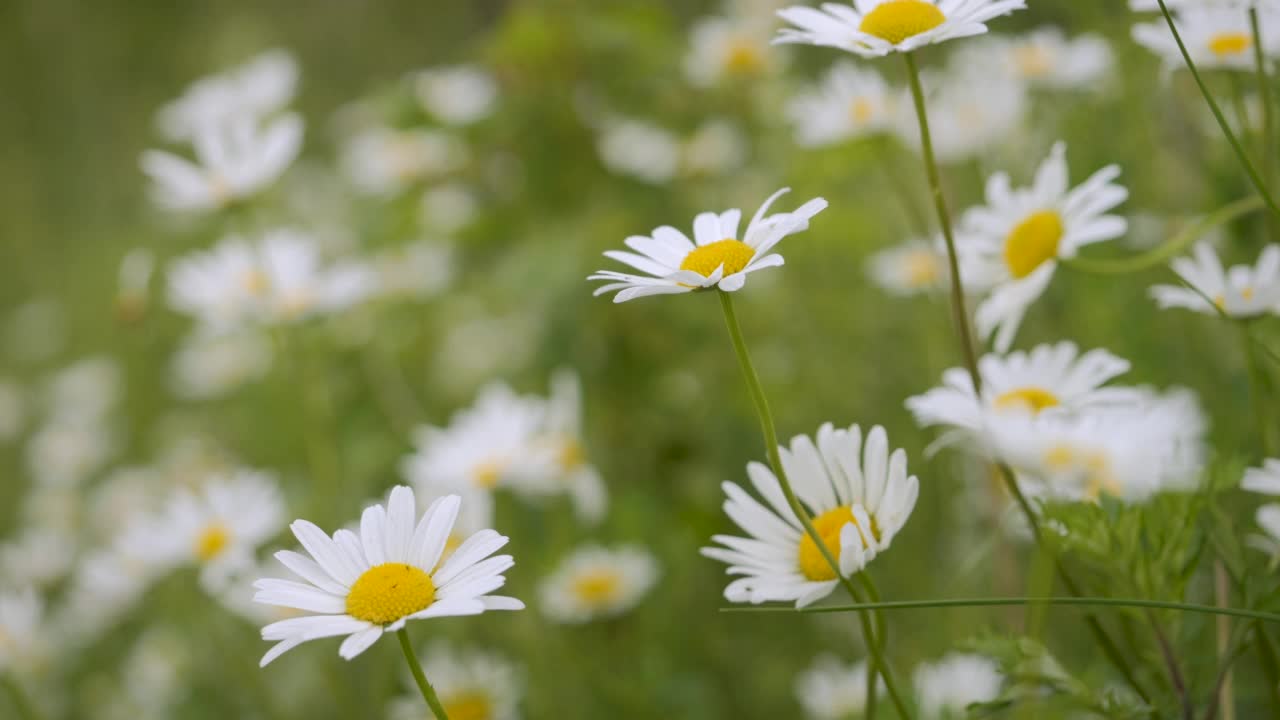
252, 486, 523, 666
538, 544, 660, 624
702, 423, 919, 608
1133, 6, 1280, 73
1151, 242, 1280, 318
775, 0, 1026, 58
588, 188, 828, 302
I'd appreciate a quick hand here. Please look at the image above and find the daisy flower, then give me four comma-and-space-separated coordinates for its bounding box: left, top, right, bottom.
387, 643, 522, 720
0, 588, 46, 674
170, 329, 274, 400
894, 62, 1028, 163
516, 370, 609, 525
680, 120, 750, 178
252, 487, 523, 666
913, 653, 1003, 719
702, 423, 919, 607
685, 14, 782, 86
0, 528, 76, 591
414, 65, 499, 126
795, 655, 882, 720
1133, 6, 1280, 73
156, 49, 298, 142
962, 142, 1129, 352
775, 0, 1026, 58
957, 29, 1114, 90
596, 119, 681, 184
1247, 504, 1280, 561
141, 113, 303, 213
1150, 242, 1280, 317
538, 544, 659, 624
905, 342, 1136, 452
589, 188, 828, 302
786, 61, 899, 147
867, 237, 950, 296
1244, 458, 1280, 494
342, 128, 468, 196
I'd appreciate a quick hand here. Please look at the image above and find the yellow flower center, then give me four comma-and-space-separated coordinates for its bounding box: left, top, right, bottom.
724, 40, 766, 76
472, 460, 503, 489
859, 0, 947, 45
1004, 210, 1064, 279
1208, 32, 1251, 57
443, 692, 494, 720
1013, 45, 1052, 78
195, 524, 231, 562
345, 563, 436, 625
242, 269, 270, 296
904, 249, 942, 288
993, 386, 1061, 414
679, 239, 756, 278
1043, 444, 1076, 471
850, 98, 877, 125
559, 437, 586, 471
571, 569, 623, 607
1243, 286, 1256, 301
797, 506, 876, 582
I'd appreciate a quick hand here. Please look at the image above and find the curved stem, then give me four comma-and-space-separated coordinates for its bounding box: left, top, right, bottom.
1251, 8, 1276, 240
398, 628, 450, 720
1155, 0, 1280, 218
716, 290, 913, 720
902, 51, 983, 390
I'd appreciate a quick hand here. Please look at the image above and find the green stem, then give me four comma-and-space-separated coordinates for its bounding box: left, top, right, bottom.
902, 52, 983, 389
1242, 321, 1278, 456
397, 628, 451, 720
1251, 8, 1276, 218
716, 290, 913, 720
1147, 610, 1194, 720
1155, 0, 1280, 218
1253, 623, 1280, 717
1, 676, 43, 720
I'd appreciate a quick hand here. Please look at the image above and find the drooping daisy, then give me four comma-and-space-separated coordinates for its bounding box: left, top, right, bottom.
515, 370, 609, 525
962, 142, 1129, 351
775, 0, 1027, 58
0, 588, 47, 674
795, 655, 882, 720
702, 423, 919, 607
156, 49, 298, 142
1244, 458, 1280, 494
342, 127, 468, 196
252, 487, 523, 666
786, 61, 899, 147
1133, 6, 1280, 72
589, 188, 828, 302
141, 113, 303, 213
414, 65, 499, 126
387, 643, 523, 720
1150, 242, 1280, 317
685, 14, 782, 86
538, 544, 659, 624
913, 653, 1003, 719
867, 237, 950, 296
905, 342, 1136, 452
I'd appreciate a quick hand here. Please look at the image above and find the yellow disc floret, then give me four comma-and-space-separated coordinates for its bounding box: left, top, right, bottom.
859, 0, 947, 45
679, 239, 756, 278
571, 569, 622, 608
1004, 210, 1064, 279
1208, 32, 1251, 57
724, 40, 766, 76
994, 386, 1061, 414
444, 692, 494, 720
798, 506, 877, 582
345, 563, 436, 625
195, 524, 231, 562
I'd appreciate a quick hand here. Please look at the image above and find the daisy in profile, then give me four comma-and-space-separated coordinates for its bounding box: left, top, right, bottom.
1133, 6, 1280, 73
775, 0, 1026, 58
156, 49, 298, 142
252, 487, 523, 666
141, 113, 303, 213
702, 423, 919, 607
867, 237, 950, 296
795, 655, 882, 719
906, 342, 1136, 452
589, 188, 827, 302
387, 643, 523, 720
538, 544, 659, 624
685, 13, 782, 86
1244, 458, 1280, 495
414, 65, 499, 126
962, 142, 1129, 351
786, 62, 899, 148
1150, 242, 1280, 318
913, 653, 1003, 719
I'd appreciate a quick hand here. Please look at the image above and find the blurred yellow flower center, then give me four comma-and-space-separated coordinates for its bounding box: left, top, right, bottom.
242, 269, 270, 295
472, 460, 503, 489
851, 98, 876, 125
859, 0, 946, 45
572, 569, 623, 607
195, 524, 231, 562
1004, 210, 1063, 278
994, 386, 1060, 413
345, 563, 436, 624
1044, 444, 1076, 471
680, 239, 756, 278
798, 506, 874, 582
1208, 32, 1251, 57
904, 250, 942, 287
724, 40, 766, 75
444, 692, 493, 720
1014, 45, 1052, 77
559, 437, 586, 470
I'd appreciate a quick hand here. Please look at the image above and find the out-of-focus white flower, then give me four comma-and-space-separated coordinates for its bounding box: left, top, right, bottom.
539, 544, 659, 624
0, 588, 48, 674
58, 544, 163, 643
795, 655, 882, 720
776, 0, 1027, 58
1151, 242, 1280, 317
118, 627, 190, 716
914, 653, 1003, 719
142, 114, 303, 213
1003, 29, 1113, 89
116, 248, 156, 321
787, 61, 899, 147
342, 128, 468, 196
371, 241, 455, 302
45, 356, 120, 422
868, 237, 950, 296
387, 643, 523, 720
685, 14, 781, 86
514, 370, 609, 525
1248, 504, 1280, 560
26, 419, 114, 487
681, 120, 749, 177
0, 528, 76, 590
0, 379, 25, 442
896, 64, 1027, 163
87, 467, 166, 540
414, 65, 499, 125
597, 119, 681, 184
420, 182, 479, 233
434, 307, 540, 389
170, 330, 273, 400
1133, 6, 1280, 72
1244, 458, 1280, 495
157, 49, 298, 141
1132, 0, 1276, 9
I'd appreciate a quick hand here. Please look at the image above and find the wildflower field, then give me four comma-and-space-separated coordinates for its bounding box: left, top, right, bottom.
8, 0, 1280, 717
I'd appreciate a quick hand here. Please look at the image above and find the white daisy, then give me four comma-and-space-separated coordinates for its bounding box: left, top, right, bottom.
589, 188, 828, 302
342, 127, 468, 196
252, 486, 524, 666
962, 142, 1129, 351
1133, 6, 1280, 72
170, 329, 274, 400
0, 588, 46, 674
26, 418, 114, 487
1247, 504, 1280, 560
680, 120, 750, 178
895, 62, 1028, 163
371, 241, 455, 302
596, 119, 681, 184
795, 654, 882, 720
906, 342, 1136, 452
57, 544, 162, 641
1150, 242, 1280, 317
702, 423, 919, 607
867, 237, 950, 296
414, 65, 499, 126
157, 49, 298, 141
786, 61, 899, 147
1132, 0, 1277, 9
387, 643, 522, 720
1244, 458, 1280, 494
141, 113, 303, 213
0, 528, 76, 591
538, 544, 659, 624
956, 29, 1114, 89
45, 356, 120, 423
685, 14, 781, 86
420, 183, 479, 233
515, 370, 609, 525
914, 653, 1003, 719
775, 0, 1026, 58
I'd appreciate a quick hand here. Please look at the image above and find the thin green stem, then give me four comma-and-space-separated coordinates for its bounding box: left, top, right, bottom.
1251, 7, 1276, 225
716, 291, 913, 720
902, 52, 983, 389
1147, 610, 1194, 720
1241, 321, 1278, 456
1, 676, 43, 720
1253, 623, 1280, 716
1155, 0, 1280, 218
397, 628, 450, 720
